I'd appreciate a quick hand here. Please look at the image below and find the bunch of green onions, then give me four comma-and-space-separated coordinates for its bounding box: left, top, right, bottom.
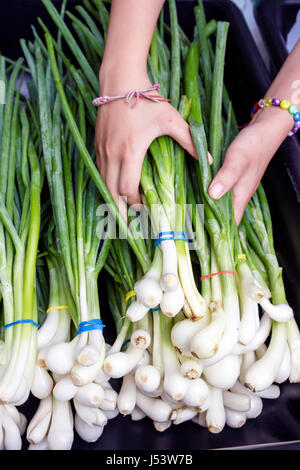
0, 0, 298, 449
23, 33, 120, 447
0, 57, 41, 448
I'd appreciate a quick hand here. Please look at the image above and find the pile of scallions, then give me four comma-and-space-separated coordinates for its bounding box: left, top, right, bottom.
0, 0, 299, 450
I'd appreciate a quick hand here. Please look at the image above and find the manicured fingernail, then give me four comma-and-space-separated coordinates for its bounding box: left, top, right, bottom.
208, 152, 213, 165
209, 182, 224, 199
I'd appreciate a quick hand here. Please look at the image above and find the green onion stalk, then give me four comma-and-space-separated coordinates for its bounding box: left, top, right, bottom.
40, 0, 169, 399
167, 0, 298, 432
141, 1, 208, 324
42, 28, 149, 271
190, 1, 298, 421
15, 29, 118, 447
0, 62, 42, 411
47, 117, 111, 387
40, 0, 169, 344
107, 1, 209, 409
33, 39, 108, 378
236, 186, 298, 392
102, 240, 155, 381
41, 0, 208, 324
102, 0, 217, 416
176, 18, 242, 369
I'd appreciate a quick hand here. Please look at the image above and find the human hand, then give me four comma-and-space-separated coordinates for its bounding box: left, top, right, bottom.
94, 72, 210, 217
208, 106, 294, 225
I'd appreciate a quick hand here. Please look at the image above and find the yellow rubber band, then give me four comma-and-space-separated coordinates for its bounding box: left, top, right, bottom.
46, 305, 69, 315
125, 290, 136, 304
238, 253, 247, 260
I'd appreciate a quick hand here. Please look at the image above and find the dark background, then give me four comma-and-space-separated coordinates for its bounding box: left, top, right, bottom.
1, 0, 300, 451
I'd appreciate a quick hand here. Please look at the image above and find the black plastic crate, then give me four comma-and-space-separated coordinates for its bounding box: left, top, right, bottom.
254, 0, 300, 152
255, 0, 300, 76
0, 0, 82, 60
1, 0, 300, 451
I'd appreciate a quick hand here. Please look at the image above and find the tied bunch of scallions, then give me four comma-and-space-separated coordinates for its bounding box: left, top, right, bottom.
0, 0, 299, 450
99, 0, 298, 433
23, 41, 120, 447
0, 57, 42, 448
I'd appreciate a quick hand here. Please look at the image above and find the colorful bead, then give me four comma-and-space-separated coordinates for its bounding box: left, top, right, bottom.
289, 122, 300, 135
293, 112, 300, 122
251, 97, 300, 137
280, 99, 290, 110
288, 104, 298, 115
272, 98, 281, 106
295, 122, 300, 130
265, 97, 273, 106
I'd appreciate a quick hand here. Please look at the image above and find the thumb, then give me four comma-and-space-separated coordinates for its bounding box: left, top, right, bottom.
208, 147, 246, 200
163, 110, 213, 164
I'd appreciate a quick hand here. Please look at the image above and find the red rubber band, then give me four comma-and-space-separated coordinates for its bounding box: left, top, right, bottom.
200, 270, 237, 281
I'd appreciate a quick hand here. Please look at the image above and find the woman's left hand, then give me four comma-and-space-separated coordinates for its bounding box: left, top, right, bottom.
208, 107, 294, 225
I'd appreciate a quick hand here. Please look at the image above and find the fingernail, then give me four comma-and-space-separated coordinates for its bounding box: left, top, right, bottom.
208, 152, 213, 165
209, 182, 224, 199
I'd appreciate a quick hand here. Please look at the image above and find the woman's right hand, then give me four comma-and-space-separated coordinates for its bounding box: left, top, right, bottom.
94, 71, 203, 217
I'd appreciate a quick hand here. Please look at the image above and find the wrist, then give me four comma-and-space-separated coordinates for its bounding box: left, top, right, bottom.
99, 61, 151, 95
250, 102, 296, 137
244, 106, 294, 162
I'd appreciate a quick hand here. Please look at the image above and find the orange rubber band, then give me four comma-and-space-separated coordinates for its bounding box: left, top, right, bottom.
200, 270, 237, 281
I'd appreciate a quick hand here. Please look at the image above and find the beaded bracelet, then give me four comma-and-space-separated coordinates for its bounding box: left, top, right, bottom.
250, 97, 300, 135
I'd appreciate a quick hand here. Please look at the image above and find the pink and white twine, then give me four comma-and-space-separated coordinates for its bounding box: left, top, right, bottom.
92, 83, 169, 109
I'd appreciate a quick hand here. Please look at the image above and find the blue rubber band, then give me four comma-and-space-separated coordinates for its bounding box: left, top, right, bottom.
155, 237, 189, 247
154, 231, 188, 247
76, 318, 106, 335
151, 307, 161, 312
3, 319, 40, 330
121, 338, 131, 351
155, 231, 187, 239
